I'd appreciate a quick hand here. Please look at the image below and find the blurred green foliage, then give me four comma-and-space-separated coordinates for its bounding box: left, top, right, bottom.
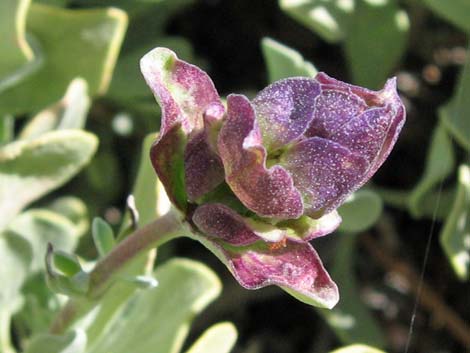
1, 0, 469, 352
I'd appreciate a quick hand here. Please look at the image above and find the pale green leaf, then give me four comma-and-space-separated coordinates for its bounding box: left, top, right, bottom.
440, 51, 470, 150
261, 37, 317, 83
128, 133, 160, 227
87, 259, 221, 353
0, 4, 127, 115
48, 196, 89, 237
344, 0, 409, 88
6, 209, 81, 272
422, 0, 470, 33
409, 124, 455, 218
184, 322, 237, 353
338, 190, 383, 233
440, 165, 470, 280
19, 78, 91, 140
0, 130, 98, 230
92, 217, 115, 257
318, 233, 386, 347
329, 344, 386, 353
25, 329, 87, 353
279, 0, 353, 42
0, 233, 32, 353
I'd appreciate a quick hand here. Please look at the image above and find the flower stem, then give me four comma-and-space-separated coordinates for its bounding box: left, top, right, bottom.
50, 210, 189, 334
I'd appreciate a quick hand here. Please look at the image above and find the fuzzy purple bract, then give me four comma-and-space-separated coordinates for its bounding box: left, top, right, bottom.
140, 47, 405, 308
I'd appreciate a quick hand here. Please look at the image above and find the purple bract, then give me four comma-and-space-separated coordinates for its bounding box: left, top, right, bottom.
140, 47, 405, 308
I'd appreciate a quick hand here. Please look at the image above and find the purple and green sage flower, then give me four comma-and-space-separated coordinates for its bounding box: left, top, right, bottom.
140, 48, 405, 308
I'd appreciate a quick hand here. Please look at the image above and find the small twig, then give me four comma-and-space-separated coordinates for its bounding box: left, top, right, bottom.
50, 210, 188, 334
361, 234, 470, 348
126, 194, 139, 230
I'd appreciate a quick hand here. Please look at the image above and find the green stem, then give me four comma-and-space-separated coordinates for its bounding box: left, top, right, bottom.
49, 210, 189, 335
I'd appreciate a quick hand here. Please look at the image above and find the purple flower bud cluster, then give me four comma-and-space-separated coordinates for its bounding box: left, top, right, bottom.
141, 48, 405, 308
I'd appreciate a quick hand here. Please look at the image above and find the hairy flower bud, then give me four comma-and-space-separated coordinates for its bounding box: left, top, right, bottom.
219, 74, 405, 219
141, 47, 405, 308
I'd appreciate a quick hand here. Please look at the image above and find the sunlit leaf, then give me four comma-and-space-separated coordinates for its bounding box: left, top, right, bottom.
318, 233, 386, 347
279, 0, 409, 88
19, 79, 91, 140
261, 37, 317, 83
86, 259, 221, 353
440, 165, 470, 280
0, 130, 98, 230
184, 322, 237, 353
0, 3, 127, 115
279, 0, 353, 42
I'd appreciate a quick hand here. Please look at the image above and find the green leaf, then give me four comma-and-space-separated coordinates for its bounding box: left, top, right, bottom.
0, 130, 98, 230
184, 322, 237, 353
0, 233, 32, 353
344, 0, 409, 88
279, 0, 409, 88
6, 209, 81, 272
13, 273, 62, 340
0, 0, 34, 78
19, 79, 91, 140
338, 190, 383, 233
329, 344, 386, 353
440, 165, 470, 280
92, 217, 116, 257
118, 133, 171, 242
279, 0, 353, 42
261, 37, 317, 83
45, 244, 89, 297
52, 251, 82, 277
48, 196, 89, 237
86, 259, 221, 353
409, 124, 455, 218
440, 51, 470, 150
318, 233, 386, 347
0, 3, 127, 115
0, 115, 14, 145
24, 329, 87, 353
126, 134, 161, 228
421, 0, 470, 33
